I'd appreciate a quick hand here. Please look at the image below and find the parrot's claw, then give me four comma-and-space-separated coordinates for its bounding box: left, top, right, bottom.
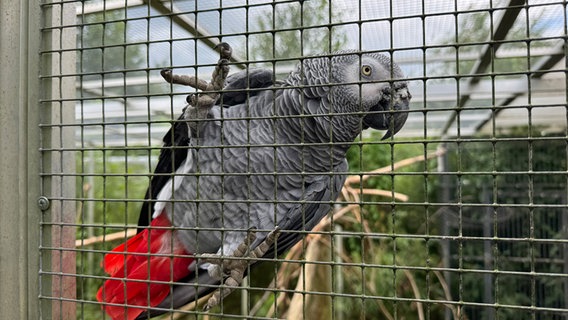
214, 42, 233, 61
201, 226, 281, 311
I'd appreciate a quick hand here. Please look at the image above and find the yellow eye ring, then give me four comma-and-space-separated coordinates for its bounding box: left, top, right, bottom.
361, 65, 372, 76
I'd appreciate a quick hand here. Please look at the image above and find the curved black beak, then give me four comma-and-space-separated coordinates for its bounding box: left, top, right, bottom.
362, 84, 411, 140
379, 99, 410, 140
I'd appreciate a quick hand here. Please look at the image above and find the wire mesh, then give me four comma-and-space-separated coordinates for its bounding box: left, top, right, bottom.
37, 0, 568, 319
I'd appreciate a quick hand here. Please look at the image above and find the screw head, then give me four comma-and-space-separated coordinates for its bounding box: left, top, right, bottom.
37, 196, 50, 211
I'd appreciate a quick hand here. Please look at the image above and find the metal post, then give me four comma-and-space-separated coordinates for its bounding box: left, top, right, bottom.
40, 1, 77, 318
334, 224, 344, 320
0, 0, 42, 319
562, 192, 568, 320
437, 144, 452, 320
482, 188, 495, 320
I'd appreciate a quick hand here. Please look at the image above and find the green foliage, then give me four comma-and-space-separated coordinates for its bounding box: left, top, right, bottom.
75, 149, 152, 228
443, 128, 567, 319
75, 149, 155, 319
346, 132, 439, 233
337, 133, 444, 319
249, 0, 348, 62
78, 10, 146, 78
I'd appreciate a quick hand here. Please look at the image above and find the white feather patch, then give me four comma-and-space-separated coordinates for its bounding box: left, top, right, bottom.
210, 106, 222, 127
152, 125, 194, 219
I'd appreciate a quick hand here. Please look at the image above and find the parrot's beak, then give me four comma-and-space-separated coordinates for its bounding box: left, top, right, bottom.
362, 85, 411, 140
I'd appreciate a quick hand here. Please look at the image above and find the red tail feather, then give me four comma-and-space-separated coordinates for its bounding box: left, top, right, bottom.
97, 213, 194, 320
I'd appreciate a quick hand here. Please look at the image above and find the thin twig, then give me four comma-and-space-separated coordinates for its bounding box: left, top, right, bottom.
402, 269, 425, 320
170, 293, 214, 319
344, 149, 446, 185
249, 278, 276, 316
433, 270, 463, 320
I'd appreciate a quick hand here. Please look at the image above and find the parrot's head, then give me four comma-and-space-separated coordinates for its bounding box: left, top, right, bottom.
330, 51, 411, 140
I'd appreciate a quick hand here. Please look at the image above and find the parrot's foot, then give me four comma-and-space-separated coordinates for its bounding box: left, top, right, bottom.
160, 42, 233, 136
200, 227, 281, 311
158, 42, 231, 92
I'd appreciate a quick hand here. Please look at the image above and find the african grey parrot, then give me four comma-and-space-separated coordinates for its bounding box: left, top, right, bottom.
97, 45, 410, 320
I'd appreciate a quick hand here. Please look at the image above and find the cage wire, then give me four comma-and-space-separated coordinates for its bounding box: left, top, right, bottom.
36, 0, 568, 319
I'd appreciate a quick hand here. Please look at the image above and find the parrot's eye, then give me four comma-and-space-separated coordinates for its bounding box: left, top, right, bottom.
361, 65, 373, 76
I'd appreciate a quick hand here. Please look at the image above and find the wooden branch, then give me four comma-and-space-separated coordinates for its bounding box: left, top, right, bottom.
358, 188, 409, 202
287, 235, 332, 320
75, 229, 137, 248
344, 186, 409, 202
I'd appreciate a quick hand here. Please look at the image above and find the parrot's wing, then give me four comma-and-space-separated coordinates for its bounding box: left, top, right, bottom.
262, 159, 348, 259
137, 68, 276, 230
219, 68, 275, 106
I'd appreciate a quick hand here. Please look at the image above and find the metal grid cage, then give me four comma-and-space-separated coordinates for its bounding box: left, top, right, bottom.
30, 0, 568, 319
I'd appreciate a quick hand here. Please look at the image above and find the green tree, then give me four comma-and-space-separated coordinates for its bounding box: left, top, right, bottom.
249, 0, 348, 62
78, 10, 146, 79
443, 130, 568, 320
